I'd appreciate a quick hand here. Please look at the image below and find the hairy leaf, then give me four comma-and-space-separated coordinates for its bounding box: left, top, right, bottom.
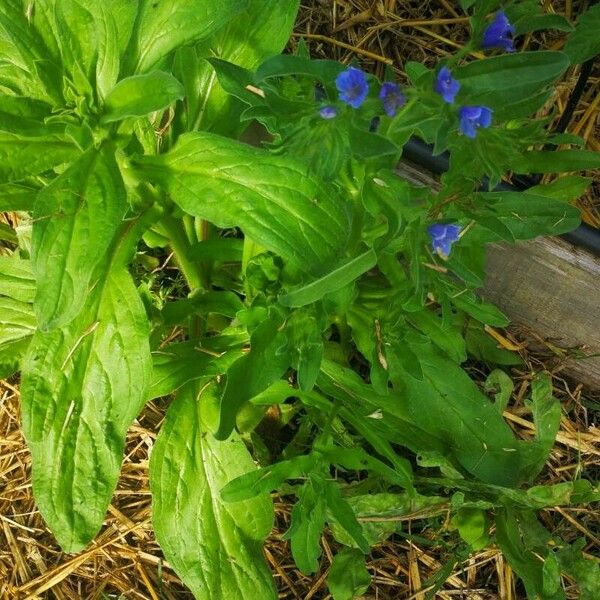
150, 384, 277, 599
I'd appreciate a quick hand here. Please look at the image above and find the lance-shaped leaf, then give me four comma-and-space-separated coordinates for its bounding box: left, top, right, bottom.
32, 146, 128, 330
21, 265, 152, 552
150, 384, 277, 600
21, 149, 155, 551
102, 71, 185, 123
455, 51, 569, 110
125, 0, 245, 74
137, 132, 351, 273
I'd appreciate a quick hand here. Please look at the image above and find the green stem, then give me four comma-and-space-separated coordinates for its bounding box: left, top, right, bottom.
161, 215, 204, 291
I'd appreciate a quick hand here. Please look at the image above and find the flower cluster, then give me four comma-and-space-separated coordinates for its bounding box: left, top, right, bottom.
331, 66, 407, 117
315, 10, 518, 258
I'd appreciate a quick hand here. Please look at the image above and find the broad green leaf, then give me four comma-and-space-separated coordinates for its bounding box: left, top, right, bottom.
150, 384, 277, 600
513, 150, 600, 174
190, 238, 244, 262
32, 145, 128, 330
387, 344, 531, 487
102, 71, 184, 123
564, 3, 600, 64
21, 265, 152, 552
525, 480, 600, 508
320, 447, 413, 490
555, 539, 600, 600
178, 0, 300, 133
215, 314, 290, 440
161, 291, 244, 326
0, 132, 78, 183
53, 0, 100, 91
280, 249, 377, 308
478, 191, 581, 239
137, 132, 351, 274
455, 52, 569, 109
95, 2, 121, 99
125, 0, 245, 74
284, 311, 324, 392
327, 548, 371, 600
512, 14, 573, 35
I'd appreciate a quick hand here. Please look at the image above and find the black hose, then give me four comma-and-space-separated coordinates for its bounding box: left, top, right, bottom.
402, 137, 600, 256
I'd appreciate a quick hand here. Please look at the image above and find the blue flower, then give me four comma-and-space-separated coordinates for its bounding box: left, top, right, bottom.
336, 66, 369, 109
319, 106, 337, 119
428, 224, 462, 257
434, 66, 460, 104
482, 10, 516, 52
459, 105, 493, 138
379, 81, 406, 117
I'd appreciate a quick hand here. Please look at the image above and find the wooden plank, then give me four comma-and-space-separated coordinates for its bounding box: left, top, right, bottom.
396, 162, 600, 390
484, 237, 600, 390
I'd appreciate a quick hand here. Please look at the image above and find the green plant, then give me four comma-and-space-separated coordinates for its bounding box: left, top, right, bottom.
1, 1, 599, 598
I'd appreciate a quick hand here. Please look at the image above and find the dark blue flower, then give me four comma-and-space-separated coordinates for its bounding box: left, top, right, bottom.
458, 105, 493, 138
428, 223, 462, 257
482, 10, 516, 52
319, 106, 337, 119
434, 66, 460, 104
379, 81, 406, 117
336, 66, 369, 109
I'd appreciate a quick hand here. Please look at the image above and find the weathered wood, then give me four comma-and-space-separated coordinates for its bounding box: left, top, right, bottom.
396, 161, 600, 390
484, 238, 600, 389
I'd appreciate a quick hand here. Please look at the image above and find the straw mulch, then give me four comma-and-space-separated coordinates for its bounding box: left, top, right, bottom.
2, 345, 600, 598
2, 2, 600, 599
